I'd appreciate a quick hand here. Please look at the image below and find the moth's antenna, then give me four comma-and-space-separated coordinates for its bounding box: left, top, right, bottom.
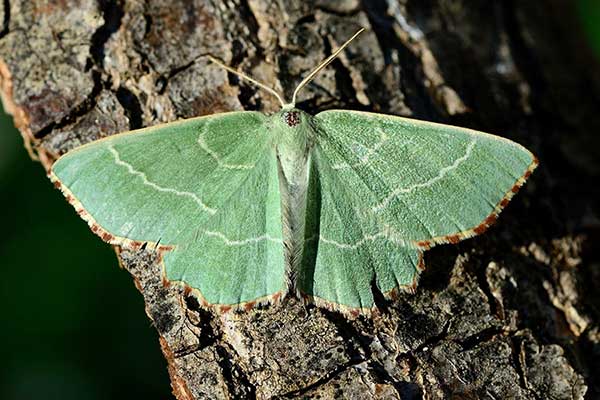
291, 28, 365, 106
208, 56, 287, 108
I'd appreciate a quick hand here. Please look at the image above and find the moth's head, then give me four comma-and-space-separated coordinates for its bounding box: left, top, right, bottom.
273, 107, 309, 130
283, 107, 305, 127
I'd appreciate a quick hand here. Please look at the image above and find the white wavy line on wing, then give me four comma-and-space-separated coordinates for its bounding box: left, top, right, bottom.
372, 139, 476, 213
109, 146, 217, 215
332, 128, 389, 170
204, 230, 282, 246
314, 226, 408, 249
197, 136, 255, 170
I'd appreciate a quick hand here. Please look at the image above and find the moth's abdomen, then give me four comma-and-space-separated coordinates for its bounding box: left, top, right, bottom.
271, 109, 314, 295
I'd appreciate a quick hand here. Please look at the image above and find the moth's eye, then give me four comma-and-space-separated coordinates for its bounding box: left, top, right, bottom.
283, 111, 301, 127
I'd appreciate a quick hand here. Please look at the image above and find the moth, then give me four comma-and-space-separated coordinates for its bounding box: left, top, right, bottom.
50, 29, 537, 315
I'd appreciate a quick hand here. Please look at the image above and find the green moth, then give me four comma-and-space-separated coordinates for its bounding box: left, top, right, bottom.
50, 29, 537, 316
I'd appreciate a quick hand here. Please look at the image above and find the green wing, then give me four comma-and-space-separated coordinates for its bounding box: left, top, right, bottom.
300, 110, 537, 311
51, 112, 285, 309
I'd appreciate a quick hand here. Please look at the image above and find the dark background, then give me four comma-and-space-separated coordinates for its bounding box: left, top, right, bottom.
0, 111, 171, 395
0, 1, 598, 399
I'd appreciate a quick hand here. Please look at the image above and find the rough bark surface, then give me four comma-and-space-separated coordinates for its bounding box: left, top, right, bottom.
1, 1, 598, 399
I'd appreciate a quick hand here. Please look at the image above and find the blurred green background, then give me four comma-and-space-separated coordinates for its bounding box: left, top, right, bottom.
0, 113, 171, 399
579, 0, 600, 57
0, 1, 598, 399
0, 75, 171, 400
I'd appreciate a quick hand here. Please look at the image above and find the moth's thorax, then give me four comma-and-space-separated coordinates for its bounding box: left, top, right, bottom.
272, 108, 313, 152
271, 108, 313, 184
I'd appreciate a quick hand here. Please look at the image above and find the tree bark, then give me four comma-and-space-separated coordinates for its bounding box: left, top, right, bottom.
1, 0, 598, 398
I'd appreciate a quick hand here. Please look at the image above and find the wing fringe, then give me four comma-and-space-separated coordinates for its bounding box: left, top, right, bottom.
414, 157, 539, 250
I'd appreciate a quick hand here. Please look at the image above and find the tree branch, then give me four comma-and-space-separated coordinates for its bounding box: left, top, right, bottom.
1, 0, 597, 398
